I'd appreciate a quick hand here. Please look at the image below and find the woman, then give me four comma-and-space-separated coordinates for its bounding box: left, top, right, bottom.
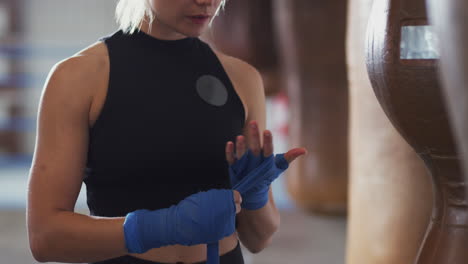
26, 0, 307, 263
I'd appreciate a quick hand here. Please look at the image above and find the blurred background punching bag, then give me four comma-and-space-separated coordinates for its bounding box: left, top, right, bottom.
272, 0, 349, 214
427, 0, 468, 187
366, 0, 468, 262
345, 0, 432, 263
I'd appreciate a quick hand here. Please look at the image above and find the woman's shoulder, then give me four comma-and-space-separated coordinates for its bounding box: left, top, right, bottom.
42, 41, 110, 117
56, 41, 109, 78
211, 49, 264, 99
211, 49, 264, 91
47, 42, 109, 95
212, 50, 260, 79
210, 49, 265, 122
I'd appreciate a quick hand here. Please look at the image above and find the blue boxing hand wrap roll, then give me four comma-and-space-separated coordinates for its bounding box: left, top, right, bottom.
123, 189, 237, 254
230, 151, 289, 210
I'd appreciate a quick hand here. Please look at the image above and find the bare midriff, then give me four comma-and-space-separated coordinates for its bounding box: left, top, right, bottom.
128, 233, 239, 263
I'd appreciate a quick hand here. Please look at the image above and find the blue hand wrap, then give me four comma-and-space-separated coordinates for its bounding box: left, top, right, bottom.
123, 189, 236, 254
229, 150, 264, 185
229, 150, 289, 210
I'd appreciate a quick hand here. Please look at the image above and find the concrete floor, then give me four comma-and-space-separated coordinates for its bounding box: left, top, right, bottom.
0, 209, 346, 264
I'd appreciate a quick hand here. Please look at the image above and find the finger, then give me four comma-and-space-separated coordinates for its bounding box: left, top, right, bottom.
233, 190, 242, 203
233, 190, 242, 214
283, 147, 308, 163
225, 141, 236, 165
263, 130, 274, 157
248, 120, 262, 156
236, 135, 247, 159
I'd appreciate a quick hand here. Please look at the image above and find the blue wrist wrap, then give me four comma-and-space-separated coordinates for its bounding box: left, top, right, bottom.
123, 189, 236, 254
229, 150, 289, 210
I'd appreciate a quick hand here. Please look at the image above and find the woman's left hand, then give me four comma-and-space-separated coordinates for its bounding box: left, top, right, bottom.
225, 120, 307, 209
225, 120, 307, 167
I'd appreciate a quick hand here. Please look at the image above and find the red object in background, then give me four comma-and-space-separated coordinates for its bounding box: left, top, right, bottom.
271, 91, 289, 138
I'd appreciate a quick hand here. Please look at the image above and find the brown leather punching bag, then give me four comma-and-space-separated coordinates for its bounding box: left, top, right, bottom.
366, 0, 468, 263
272, 0, 349, 214
427, 0, 468, 186
204, 0, 280, 95
346, 0, 432, 263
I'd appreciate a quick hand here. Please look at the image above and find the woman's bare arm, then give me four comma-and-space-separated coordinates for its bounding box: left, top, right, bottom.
27, 53, 129, 263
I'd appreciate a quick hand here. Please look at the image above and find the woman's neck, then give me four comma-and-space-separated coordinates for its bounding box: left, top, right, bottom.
140, 19, 187, 41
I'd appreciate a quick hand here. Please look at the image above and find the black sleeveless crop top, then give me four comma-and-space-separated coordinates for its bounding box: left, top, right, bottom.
83, 30, 246, 217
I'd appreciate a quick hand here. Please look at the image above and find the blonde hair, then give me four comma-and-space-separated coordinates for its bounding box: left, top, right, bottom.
115, 0, 227, 34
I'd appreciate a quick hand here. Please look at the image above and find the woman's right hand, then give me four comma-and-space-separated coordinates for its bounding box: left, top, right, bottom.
123, 189, 242, 254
